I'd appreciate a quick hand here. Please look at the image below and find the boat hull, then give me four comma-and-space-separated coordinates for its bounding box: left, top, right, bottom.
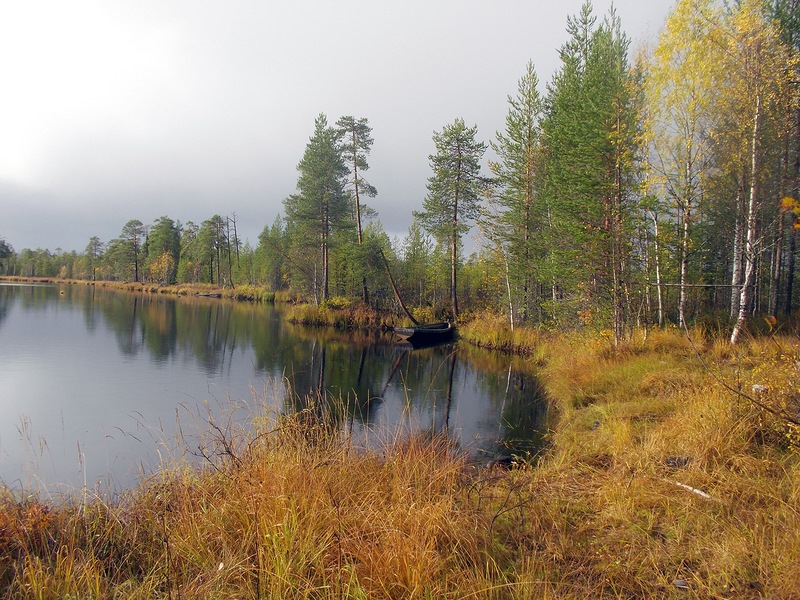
393, 322, 455, 347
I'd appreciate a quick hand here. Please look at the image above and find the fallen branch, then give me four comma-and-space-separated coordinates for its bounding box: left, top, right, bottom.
657, 477, 713, 500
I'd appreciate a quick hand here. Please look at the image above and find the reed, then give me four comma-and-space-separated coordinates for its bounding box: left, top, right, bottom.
0, 276, 279, 303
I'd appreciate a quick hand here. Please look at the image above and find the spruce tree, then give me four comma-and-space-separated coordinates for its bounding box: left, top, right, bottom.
490, 60, 544, 323
539, 2, 640, 341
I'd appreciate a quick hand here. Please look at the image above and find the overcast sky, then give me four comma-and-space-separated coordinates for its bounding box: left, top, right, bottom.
0, 0, 673, 253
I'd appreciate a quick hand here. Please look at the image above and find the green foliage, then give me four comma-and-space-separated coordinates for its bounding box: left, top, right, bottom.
199, 215, 232, 286
488, 60, 545, 324
112, 219, 146, 282
0, 238, 14, 275
145, 216, 181, 285
81, 236, 103, 281
285, 114, 351, 303
415, 118, 487, 319
255, 216, 288, 291
7, 0, 800, 331
539, 2, 641, 338
396, 219, 433, 308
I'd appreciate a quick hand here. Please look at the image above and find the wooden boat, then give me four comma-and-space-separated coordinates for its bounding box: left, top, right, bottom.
378, 249, 456, 347
393, 321, 455, 347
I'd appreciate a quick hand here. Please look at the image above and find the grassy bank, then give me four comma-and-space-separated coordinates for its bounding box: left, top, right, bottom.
0, 276, 281, 303
284, 297, 394, 330
458, 310, 546, 357
3, 325, 800, 596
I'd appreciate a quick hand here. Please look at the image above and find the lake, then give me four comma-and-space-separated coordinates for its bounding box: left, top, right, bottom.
0, 282, 549, 495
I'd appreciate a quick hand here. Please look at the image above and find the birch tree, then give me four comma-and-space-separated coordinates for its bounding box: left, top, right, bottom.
645, 0, 722, 329
725, 0, 797, 343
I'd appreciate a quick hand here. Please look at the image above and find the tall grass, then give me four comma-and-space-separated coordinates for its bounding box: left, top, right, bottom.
459, 311, 546, 360
0, 411, 493, 598
284, 298, 393, 330
3, 327, 800, 597
530, 328, 800, 596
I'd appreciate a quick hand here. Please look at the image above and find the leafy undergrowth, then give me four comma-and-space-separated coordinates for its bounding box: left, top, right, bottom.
3, 328, 800, 598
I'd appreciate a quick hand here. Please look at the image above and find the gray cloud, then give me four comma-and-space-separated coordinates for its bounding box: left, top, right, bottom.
0, 0, 671, 252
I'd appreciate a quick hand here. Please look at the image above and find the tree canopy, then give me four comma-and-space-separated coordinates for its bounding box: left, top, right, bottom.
5, 0, 800, 344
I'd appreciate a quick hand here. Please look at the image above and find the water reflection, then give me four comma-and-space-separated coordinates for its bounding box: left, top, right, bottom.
0, 283, 550, 493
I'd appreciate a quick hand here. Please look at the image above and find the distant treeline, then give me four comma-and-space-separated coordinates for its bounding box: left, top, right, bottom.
2, 0, 799, 344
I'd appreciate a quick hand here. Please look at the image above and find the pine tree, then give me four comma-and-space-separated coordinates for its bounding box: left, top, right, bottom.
198, 215, 228, 286
415, 118, 486, 320
118, 219, 146, 282
84, 236, 103, 281
285, 114, 350, 303
336, 116, 377, 303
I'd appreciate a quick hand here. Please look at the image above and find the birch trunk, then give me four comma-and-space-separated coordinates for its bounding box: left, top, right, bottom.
731, 92, 762, 345
730, 179, 745, 318
650, 211, 665, 327
678, 196, 691, 328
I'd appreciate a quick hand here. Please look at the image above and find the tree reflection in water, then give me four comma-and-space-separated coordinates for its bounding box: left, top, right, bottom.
94, 286, 551, 462
0, 283, 552, 492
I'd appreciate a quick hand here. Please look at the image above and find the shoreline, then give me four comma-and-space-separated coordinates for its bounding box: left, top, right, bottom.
0, 288, 798, 595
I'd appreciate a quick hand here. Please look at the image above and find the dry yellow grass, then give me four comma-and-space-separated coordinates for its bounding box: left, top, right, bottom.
284, 299, 393, 330
3, 328, 800, 598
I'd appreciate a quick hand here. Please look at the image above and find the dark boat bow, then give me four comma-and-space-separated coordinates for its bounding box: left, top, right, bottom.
392, 322, 455, 347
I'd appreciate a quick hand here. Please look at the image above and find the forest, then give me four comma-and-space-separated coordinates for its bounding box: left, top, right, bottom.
2, 0, 799, 346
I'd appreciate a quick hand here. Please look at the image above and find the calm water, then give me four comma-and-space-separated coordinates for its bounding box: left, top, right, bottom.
0, 283, 549, 495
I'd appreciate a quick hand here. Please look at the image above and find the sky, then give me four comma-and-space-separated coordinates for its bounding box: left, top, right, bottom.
0, 0, 674, 254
